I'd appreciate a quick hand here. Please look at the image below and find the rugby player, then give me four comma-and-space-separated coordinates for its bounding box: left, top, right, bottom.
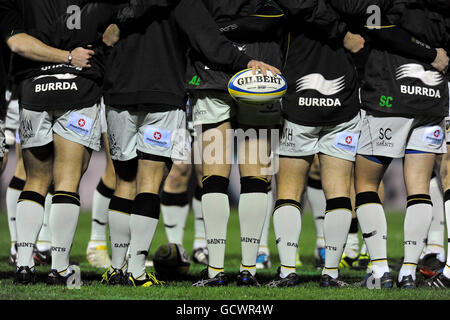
100, 0, 279, 287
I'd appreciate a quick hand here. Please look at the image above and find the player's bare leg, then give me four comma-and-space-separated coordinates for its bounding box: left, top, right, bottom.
49, 134, 92, 277
192, 156, 208, 265
319, 154, 354, 284
14, 144, 53, 284
428, 149, 450, 286
398, 152, 436, 286
87, 133, 116, 268
419, 155, 446, 277
306, 155, 325, 267
6, 143, 26, 266
199, 121, 232, 282
102, 157, 137, 285
161, 161, 191, 245
270, 155, 313, 286
126, 158, 168, 281
355, 155, 392, 286
236, 127, 271, 285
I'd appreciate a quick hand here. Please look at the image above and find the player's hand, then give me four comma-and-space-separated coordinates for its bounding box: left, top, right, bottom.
71, 47, 94, 68
343, 32, 365, 54
248, 60, 281, 76
103, 24, 120, 47
432, 48, 449, 74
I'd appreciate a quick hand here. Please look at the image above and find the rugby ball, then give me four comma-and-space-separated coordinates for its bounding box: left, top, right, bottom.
153, 243, 191, 279
228, 68, 287, 104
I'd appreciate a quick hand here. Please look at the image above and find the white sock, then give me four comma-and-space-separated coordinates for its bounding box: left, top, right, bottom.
6, 177, 25, 247
37, 192, 52, 251
161, 191, 189, 245
128, 215, 159, 278
202, 176, 230, 278
50, 192, 81, 272
306, 181, 326, 249
442, 191, 450, 279
90, 180, 114, 242
322, 197, 353, 279
238, 177, 268, 276
108, 196, 133, 270
192, 187, 207, 250
426, 177, 445, 261
16, 191, 46, 268
273, 199, 302, 278
399, 195, 433, 281
127, 193, 160, 278
259, 186, 273, 255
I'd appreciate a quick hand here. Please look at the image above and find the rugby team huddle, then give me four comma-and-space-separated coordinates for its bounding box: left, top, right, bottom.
0, 0, 450, 290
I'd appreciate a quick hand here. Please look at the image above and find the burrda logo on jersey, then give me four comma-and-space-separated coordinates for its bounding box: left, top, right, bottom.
296, 74, 345, 107
396, 64, 443, 98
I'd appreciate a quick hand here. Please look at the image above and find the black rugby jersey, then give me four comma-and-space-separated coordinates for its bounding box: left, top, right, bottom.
0, 0, 23, 113
278, 0, 359, 127
9, 0, 116, 111
185, 0, 285, 92
103, 0, 254, 108
361, 2, 450, 117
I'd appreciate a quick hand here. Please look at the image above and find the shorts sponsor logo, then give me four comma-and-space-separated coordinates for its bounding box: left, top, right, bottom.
19, 119, 34, 140
153, 131, 162, 140
144, 126, 171, 149
66, 112, 93, 136
423, 126, 444, 146
377, 128, 394, 148
334, 131, 358, 152
280, 128, 295, 148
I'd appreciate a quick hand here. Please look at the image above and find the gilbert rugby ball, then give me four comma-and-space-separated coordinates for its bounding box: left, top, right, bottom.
228, 68, 287, 104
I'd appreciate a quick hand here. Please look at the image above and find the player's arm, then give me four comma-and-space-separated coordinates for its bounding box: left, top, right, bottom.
37, 2, 120, 49
276, 0, 348, 41
0, 0, 92, 68
175, 0, 280, 75
329, 0, 393, 18
115, 0, 180, 33
363, 16, 448, 72
216, 0, 285, 43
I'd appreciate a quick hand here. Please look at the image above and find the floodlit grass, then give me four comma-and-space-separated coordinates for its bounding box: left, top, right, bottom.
0, 210, 448, 300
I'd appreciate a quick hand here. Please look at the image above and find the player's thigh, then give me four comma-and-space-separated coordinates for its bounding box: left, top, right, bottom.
237, 126, 272, 179
21, 143, 53, 196
113, 158, 138, 200
200, 120, 233, 178
319, 153, 353, 199
137, 158, 167, 194
164, 161, 192, 193
52, 134, 92, 192
308, 154, 321, 180
403, 152, 436, 196
101, 132, 116, 189
354, 155, 389, 194
440, 147, 450, 190
276, 155, 313, 201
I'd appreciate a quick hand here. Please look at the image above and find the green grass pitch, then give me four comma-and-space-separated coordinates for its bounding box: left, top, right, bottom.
0, 210, 448, 300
